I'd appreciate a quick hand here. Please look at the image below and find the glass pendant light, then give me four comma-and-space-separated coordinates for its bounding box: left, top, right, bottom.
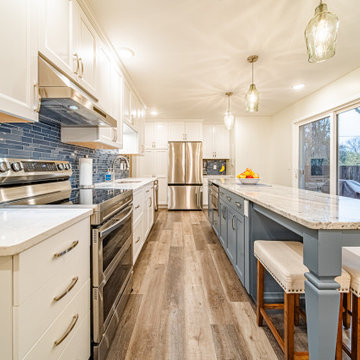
245, 55, 259, 112
224, 92, 234, 130
305, 0, 339, 63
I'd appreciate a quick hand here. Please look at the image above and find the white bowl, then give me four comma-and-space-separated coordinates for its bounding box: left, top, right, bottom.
238, 178, 260, 185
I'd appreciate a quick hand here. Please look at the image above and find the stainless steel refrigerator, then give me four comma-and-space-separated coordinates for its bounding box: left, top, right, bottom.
168, 141, 203, 210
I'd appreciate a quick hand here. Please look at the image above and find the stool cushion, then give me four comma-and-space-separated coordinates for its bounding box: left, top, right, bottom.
254, 240, 350, 294
343, 247, 360, 297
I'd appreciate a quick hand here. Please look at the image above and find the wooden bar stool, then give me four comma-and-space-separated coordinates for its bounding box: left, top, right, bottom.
254, 240, 350, 360
342, 247, 360, 359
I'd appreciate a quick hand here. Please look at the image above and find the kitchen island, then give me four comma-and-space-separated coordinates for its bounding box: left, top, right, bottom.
209, 178, 360, 360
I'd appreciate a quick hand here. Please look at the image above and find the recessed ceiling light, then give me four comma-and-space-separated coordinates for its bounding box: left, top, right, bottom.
150, 110, 158, 116
292, 83, 305, 90
118, 47, 135, 59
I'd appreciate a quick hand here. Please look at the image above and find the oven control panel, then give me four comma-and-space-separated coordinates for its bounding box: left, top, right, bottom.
0, 158, 72, 184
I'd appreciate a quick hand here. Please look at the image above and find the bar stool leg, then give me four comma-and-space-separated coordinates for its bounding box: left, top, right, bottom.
336, 295, 343, 360
294, 294, 300, 326
257, 260, 264, 327
352, 294, 360, 360
284, 293, 295, 360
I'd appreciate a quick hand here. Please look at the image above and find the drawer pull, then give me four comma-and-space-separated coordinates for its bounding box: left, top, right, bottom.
53, 277, 79, 302
226, 196, 231, 201
135, 205, 140, 209
53, 241, 79, 258
54, 314, 79, 346
146, 190, 150, 193
235, 202, 242, 208
135, 236, 141, 244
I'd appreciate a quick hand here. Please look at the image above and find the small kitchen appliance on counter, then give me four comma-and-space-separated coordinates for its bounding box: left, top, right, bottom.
0, 158, 133, 360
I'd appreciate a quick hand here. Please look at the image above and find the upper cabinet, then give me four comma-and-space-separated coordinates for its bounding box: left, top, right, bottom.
0, 0, 39, 122
123, 81, 131, 124
145, 121, 169, 149
39, 0, 97, 98
168, 121, 203, 141
203, 124, 230, 159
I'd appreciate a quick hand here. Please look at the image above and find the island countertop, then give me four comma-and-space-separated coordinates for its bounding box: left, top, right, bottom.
0, 207, 93, 256
211, 178, 360, 230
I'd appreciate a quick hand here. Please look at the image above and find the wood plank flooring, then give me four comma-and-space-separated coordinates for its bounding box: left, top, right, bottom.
106, 209, 345, 360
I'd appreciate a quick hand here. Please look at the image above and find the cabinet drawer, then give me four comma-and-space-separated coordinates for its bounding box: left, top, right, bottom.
13, 218, 90, 305
14, 257, 89, 357
219, 188, 244, 215
133, 191, 144, 224
20, 279, 90, 360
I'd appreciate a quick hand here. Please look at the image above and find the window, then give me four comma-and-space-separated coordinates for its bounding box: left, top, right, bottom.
338, 106, 360, 199
299, 117, 330, 193
296, 102, 360, 199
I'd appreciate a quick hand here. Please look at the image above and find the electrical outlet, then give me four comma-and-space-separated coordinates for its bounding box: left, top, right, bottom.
213, 164, 217, 170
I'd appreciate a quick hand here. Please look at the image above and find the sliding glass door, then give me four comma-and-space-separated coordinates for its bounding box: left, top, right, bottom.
338, 106, 360, 199
299, 117, 330, 193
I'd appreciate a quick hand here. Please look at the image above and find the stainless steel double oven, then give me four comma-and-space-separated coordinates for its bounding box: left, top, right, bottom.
91, 191, 133, 360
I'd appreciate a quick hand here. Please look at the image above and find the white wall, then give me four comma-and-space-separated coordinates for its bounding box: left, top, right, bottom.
269, 67, 360, 186
233, 116, 272, 182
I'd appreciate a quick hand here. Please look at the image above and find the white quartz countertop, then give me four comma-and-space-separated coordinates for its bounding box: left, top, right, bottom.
0, 208, 93, 256
211, 178, 360, 230
95, 177, 157, 191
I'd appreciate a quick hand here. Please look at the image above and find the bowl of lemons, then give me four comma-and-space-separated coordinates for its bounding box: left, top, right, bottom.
237, 168, 260, 185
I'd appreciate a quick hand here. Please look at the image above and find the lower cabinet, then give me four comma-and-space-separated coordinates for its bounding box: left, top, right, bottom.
132, 182, 154, 265
217, 191, 246, 287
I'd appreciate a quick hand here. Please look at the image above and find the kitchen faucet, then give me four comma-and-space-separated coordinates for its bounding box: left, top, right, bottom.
112, 155, 130, 181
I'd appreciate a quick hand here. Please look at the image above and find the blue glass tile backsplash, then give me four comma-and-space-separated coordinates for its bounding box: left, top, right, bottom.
0, 118, 128, 188
203, 159, 227, 175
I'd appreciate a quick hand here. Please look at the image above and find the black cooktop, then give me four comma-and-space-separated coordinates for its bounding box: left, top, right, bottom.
69, 187, 131, 205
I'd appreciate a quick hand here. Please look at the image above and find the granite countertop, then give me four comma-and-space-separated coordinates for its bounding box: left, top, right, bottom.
204, 175, 234, 178
95, 177, 157, 192
211, 178, 360, 230
0, 208, 93, 256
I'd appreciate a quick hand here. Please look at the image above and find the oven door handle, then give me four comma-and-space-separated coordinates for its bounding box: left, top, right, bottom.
102, 198, 133, 222
99, 207, 133, 238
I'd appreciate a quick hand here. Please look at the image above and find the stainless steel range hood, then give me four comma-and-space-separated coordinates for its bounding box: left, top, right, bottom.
38, 56, 116, 127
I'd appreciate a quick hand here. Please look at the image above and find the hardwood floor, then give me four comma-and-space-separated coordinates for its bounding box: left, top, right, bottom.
106, 209, 331, 360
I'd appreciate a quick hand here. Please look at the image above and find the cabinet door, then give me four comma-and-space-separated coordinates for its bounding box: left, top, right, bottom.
168, 122, 185, 141
226, 207, 237, 265
123, 82, 131, 123
96, 41, 111, 113
213, 125, 230, 159
158, 177, 168, 205
110, 65, 123, 148
202, 125, 214, 158
144, 122, 154, 149
39, 0, 76, 78
0, 0, 39, 122
219, 200, 227, 248
75, 4, 97, 95
185, 122, 203, 141
137, 150, 153, 177
153, 150, 168, 177
235, 214, 245, 285
153, 122, 169, 149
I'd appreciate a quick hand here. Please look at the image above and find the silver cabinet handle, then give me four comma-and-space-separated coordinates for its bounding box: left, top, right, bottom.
135, 236, 141, 244
112, 128, 117, 142
232, 215, 235, 231
53, 241, 79, 258
226, 196, 231, 202
222, 207, 226, 220
235, 202, 242, 208
146, 190, 150, 193
79, 58, 84, 78
53, 277, 79, 302
135, 205, 140, 209
149, 197, 152, 207
73, 53, 79, 74
33, 82, 41, 112
54, 314, 79, 346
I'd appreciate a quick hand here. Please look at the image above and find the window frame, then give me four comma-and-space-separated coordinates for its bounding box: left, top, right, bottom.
293, 99, 360, 195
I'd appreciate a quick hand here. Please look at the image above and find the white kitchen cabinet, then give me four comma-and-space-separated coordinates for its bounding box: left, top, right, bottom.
202, 124, 230, 159
123, 81, 131, 124
0, 217, 91, 360
73, 2, 97, 95
144, 184, 154, 239
168, 121, 203, 141
96, 41, 112, 114
134, 115, 145, 154
0, 0, 39, 122
145, 121, 169, 149
39, 0, 97, 98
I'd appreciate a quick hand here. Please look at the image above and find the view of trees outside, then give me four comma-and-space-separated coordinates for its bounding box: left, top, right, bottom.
299, 117, 330, 193
338, 106, 360, 198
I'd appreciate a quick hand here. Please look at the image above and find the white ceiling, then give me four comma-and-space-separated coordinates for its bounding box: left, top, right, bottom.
86, 0, 360, 120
